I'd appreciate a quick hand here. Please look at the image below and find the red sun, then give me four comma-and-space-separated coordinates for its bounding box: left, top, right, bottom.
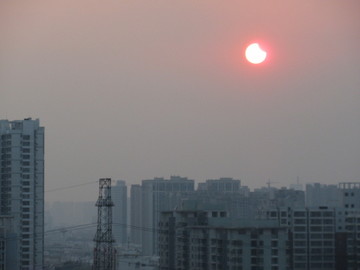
245, 43, 267, 64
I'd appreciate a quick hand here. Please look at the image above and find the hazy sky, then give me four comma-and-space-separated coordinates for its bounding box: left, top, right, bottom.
1, 0, 359, 201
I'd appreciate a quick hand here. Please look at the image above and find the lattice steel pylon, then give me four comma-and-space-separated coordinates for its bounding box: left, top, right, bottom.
93, 178, 116, 270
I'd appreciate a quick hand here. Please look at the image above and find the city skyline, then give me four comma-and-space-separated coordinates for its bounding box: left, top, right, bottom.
1, 0, 360, 202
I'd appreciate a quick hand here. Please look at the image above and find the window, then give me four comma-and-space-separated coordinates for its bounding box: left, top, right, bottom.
294, 226, 306, 232
310, 226, 322, 232
311, 219, 322, 225
294, 248, 306, 254
323, 212, 333, 217
311, 248, 321, 254
294, 219, 306, 224
294, 211, 305, 217
21, 261, 30, 266
294, 233, 306, 239
324, 241, 333, 247
310, 234, 321, 240
323, 219, 333, 224
310, 212, 321, 217
323, 234, 333, 239
294, 255, 306, 261
295, 241, 306, 246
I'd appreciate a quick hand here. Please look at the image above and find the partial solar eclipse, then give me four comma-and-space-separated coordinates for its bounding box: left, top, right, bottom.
245, 43, 267, 64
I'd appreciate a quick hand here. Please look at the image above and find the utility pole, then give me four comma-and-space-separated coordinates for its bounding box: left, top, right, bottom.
93, 178, 116, 270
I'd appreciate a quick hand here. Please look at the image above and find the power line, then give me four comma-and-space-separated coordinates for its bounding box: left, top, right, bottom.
45, 180, 98, 193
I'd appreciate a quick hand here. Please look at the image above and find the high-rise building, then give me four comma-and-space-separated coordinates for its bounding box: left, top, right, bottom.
0, 118, 44, 270
130, 184, 142, 246
159, 200, 289, 270
339, 182, 360, 209
141, 176, 194, 255
199, 178, 241, 193
0, 216, 18, 270
112, 180, 127, 245
266, 206, 337, 270
306, 183, 341, 207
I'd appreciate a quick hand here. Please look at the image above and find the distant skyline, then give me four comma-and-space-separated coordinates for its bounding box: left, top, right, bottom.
1, 0, 359, 201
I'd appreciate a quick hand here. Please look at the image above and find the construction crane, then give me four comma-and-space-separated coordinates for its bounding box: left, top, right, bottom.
266, 178, 279, 189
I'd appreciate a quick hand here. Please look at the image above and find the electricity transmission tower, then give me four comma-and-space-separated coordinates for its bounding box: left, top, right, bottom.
93, 178, 116, 270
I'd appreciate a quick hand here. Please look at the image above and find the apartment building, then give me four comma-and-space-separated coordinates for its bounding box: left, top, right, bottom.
0, 118, 44, 269
159, 200, 289, 270
112, 180, 127, 245
266, 207, 336, 270
141, 176, 194, 255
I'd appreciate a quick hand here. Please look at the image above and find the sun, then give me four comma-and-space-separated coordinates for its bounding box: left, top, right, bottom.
245, 43, 267, 64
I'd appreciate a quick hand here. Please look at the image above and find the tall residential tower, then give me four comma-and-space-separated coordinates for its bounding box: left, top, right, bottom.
112, 180, 127, 245
0, 118, 44, 269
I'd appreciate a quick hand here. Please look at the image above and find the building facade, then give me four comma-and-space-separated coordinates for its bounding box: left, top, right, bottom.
198, 178, 241, 193
306, 183, 341, 208
141, 176, 194, 255
112, 180, 127, 245
159, 201, 289, 270
266, 207, 337, 270
0, 118, 44, 269
0, 216, 18, 270
130, 184, 142, 246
